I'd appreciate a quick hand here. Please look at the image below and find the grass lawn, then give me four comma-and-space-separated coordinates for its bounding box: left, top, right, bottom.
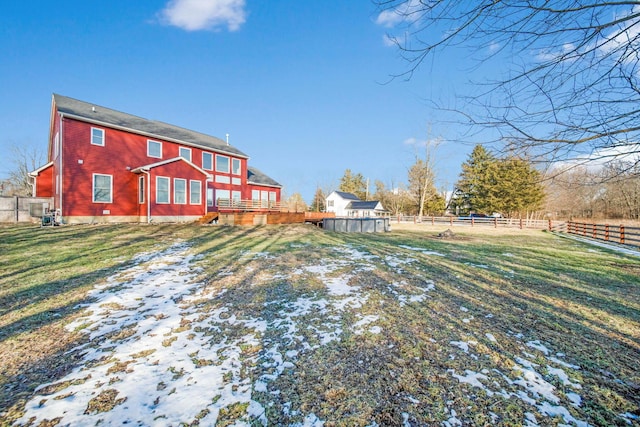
0, 223, 638, 426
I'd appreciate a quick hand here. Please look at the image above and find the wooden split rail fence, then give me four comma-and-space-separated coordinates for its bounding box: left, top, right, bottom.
559, 221, 640, 249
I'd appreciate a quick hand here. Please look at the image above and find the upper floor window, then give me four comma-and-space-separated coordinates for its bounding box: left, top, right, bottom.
91, 128, 104, 146
232, 158, 241, 175
148, 140, 162, 158
53, 132, 60, 159
216, 154, 230, 173
179, 147, 192, 162
202, 152, 213, 170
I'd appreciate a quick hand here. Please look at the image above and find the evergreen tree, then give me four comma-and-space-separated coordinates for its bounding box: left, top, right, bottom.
455, 145, 497, 214
310, 188, 326, 212
455, 145, 545, 217
339, 169, 367, 200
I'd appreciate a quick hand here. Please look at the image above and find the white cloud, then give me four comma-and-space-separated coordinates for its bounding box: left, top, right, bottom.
376, 9, 406, 28
375, 0, 422, 28
403, 136, 443, 147
159, 0, 246, 32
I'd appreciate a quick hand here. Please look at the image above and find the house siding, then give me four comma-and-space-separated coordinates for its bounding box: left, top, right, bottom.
33, 164, 54, 197
31, 95, 282, 223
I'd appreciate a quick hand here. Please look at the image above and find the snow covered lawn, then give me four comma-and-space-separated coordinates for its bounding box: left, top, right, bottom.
3, 225, 639, 426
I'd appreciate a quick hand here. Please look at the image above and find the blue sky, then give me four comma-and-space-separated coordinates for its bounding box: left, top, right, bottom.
0, 0, 482, 202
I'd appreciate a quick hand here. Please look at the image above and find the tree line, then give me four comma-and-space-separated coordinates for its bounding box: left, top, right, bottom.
308, 144, 546, 219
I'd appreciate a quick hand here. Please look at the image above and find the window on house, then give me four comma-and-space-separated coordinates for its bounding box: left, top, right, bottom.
252, 190, 260, 201
148, 140, 162, 158
179, 147, 192, 162
232, 158, 241, 175
139, 176, 145, 204
216, 189, 230, 207
202, 152, 213, 170
269, 191, 276, 203
174, 178, 187, 204
207, 188, 214, 207
91, 128, 105, 146
232, 191, 241, 207
54, 133, 60, 159
157, 176, 170, 203
93, 174, 112, 203
190, 180, 201, 204
328, 200, 334, 207
216, 155, 230, 173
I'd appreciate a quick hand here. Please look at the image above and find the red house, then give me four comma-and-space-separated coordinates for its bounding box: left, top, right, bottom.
30, 94, 282, 224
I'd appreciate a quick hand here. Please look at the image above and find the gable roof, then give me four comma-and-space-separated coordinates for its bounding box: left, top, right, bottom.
247, 166, 282, 188
29, 161, 54, 176
331, 191, 360, 200
347, 201, 383, 210
131, 157, 212, 179
53, 94, 248, 159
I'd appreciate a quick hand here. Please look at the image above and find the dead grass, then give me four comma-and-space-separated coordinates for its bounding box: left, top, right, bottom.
1, 223, 639, 426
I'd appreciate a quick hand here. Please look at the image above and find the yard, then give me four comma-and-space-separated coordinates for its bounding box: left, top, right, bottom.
0, 223, 638, 426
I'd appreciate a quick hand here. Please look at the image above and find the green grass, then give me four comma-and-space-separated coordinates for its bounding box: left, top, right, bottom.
1, 223, 638, 426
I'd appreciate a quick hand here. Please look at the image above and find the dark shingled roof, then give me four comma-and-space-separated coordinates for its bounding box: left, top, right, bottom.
347, 201, 382, 210
334, 191, 360, 200
53, 94, 248, 158
247, 166, 282, 188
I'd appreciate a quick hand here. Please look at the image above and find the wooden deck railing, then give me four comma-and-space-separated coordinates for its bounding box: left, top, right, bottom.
215, 199, 306, 213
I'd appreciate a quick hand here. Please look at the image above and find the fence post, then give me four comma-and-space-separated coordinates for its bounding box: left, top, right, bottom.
450, 216, 453, 226
605, 224, 609, 241
519, 218, 523, 229
548, 219, 552, 231
431, 216, 435, 225
494, 217, 498, 228
471, 217, 475, 227
592, 223, 597, 239
620, 225, 625, 244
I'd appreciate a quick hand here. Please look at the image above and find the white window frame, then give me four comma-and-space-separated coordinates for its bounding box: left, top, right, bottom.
215, 154, 230, 173
202, 152, 213, 170
148, 140, 162, 158
190, 180, 202, 204
156, 176, 170, 204
91, 127, 105, 146
92, 173, 112, 203
138, 176, 145, 204
179, 147, 192, 162
207, 188, 214, 207
232, 158, 241, 175
252, 190, 260, 201
54, 132, 60, 159
174, 178, 187, 205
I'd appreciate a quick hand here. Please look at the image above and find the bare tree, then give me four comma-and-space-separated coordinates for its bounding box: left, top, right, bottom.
7, 145, 44, 196
407, 138, 441, 218
375, 1, 640, 173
